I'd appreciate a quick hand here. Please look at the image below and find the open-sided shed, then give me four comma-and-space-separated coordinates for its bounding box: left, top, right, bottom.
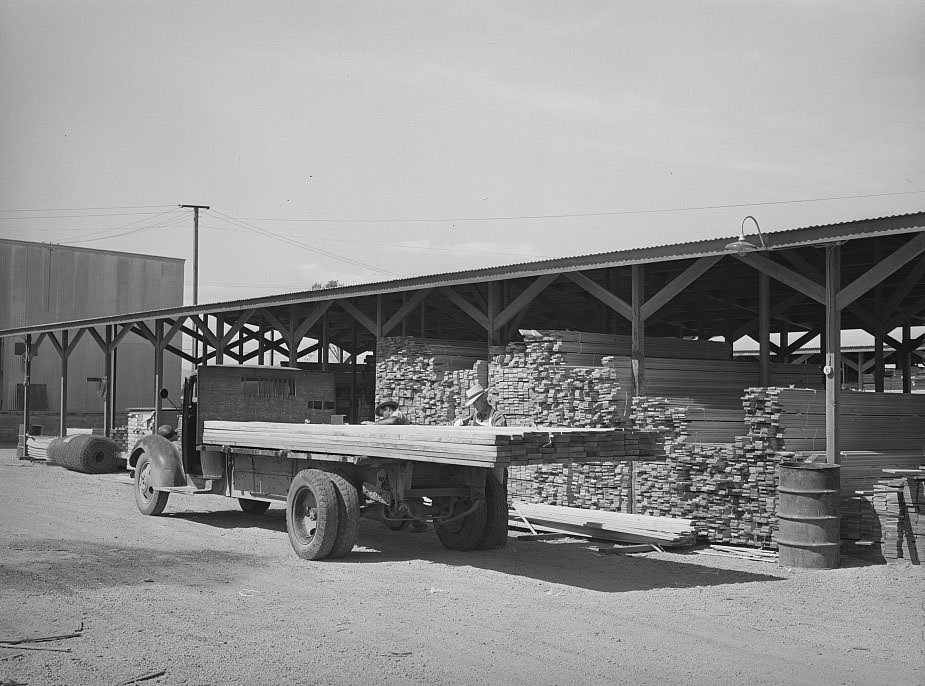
2, 211, 923, 462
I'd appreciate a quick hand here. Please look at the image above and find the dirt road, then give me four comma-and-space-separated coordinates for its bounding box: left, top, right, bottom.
1, 451, 922, 686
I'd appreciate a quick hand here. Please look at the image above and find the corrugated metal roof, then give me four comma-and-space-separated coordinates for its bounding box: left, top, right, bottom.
1, 210, 922, 336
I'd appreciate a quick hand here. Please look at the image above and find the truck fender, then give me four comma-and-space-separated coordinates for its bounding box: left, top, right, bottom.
130, 434, 186, 488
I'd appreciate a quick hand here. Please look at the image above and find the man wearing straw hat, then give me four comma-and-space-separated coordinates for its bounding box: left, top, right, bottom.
455, 384, 507, 427
362, 399, 410, 425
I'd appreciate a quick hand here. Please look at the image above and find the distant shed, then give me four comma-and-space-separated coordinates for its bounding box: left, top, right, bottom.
0, 239, 184, 413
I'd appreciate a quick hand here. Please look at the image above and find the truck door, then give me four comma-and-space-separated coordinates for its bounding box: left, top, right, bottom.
181, 374, 202, 474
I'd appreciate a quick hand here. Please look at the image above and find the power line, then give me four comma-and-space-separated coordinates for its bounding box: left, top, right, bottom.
57, 209, 187, 244
198, 222, 555, 260
209, 210, 396, 277
238, 189, 925, 224
0, 204, 176, 214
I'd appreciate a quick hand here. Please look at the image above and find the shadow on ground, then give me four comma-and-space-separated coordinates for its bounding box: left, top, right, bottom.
159, 509, 786, 592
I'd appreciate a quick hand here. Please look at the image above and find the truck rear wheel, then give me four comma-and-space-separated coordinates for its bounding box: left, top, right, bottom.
327, 474, 359, 559
435, 497, 487, 551
238, 498, 270, 515
286, 469, 339, 561
476, 469, 509, 550
134, 452, 170, 516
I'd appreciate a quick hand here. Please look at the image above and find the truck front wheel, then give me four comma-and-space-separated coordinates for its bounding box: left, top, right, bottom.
286, 469, 340, 561
134, 452, 170, 516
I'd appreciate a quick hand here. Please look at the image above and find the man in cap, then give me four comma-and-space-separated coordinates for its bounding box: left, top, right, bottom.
455, 383, 507, 427
362, 399, 410, 425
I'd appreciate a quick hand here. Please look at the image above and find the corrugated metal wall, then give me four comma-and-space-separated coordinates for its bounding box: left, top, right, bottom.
0, 240, 184, 412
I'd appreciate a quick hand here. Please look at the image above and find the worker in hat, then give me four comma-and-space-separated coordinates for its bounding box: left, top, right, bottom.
454, 384, 507, 427
362, 399, 410, 425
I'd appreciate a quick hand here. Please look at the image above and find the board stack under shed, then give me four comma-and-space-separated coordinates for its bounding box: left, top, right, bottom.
375, 337, 488, 424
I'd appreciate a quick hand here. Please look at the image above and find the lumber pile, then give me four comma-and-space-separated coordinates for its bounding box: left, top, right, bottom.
511, 501, 696, 546
375, 337, 488, 425
605, 357, 822, 410
742, 387, 925, 452
127, 410, 156, 450
871, 472, 924, 562
110, 426, 129, 454
518, 329, 732, 362
24, 436, 56, 461
202, 421, 638, 468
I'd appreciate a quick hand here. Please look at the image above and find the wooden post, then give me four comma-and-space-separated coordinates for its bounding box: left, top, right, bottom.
59, 330, 69, 437
824, 245, 841, 465
22, 334, 32, 458
321, 312, 329, 371
901, 323, 912, 393
631, 265, 645, 397
111, 345, 118, 429
487, 283, 499, 347
759, 272, 770, 387
874, 332, 885, 392
214, 314, 224, 365
258, 321, 266, 365
154, 320, 164, 429
350, 321, 358, 422
288, 308, 298, 368
103, 325, 113, 437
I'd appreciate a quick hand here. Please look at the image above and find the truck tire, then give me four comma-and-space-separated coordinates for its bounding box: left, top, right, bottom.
134, 452, 170, 516
475, 469, 509, 550
435, 497, 487, 552
286, 469, 339, 561
327, 473, 359, 559
238, 498, 270, 515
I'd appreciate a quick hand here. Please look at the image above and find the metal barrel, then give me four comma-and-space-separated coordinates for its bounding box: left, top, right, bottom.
776, 461, 841, 569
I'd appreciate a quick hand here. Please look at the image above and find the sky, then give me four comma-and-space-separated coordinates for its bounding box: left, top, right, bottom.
1, 1, 924, 306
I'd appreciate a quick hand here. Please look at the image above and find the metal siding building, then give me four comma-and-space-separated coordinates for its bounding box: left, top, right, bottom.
0, 239, 184, 412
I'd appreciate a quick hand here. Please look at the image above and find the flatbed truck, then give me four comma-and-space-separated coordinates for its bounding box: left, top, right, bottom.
129, 365, 508, 560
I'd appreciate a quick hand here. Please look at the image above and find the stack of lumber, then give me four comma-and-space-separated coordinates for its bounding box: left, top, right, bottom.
202, 421, 637, 468
491, 332, 628, 428
24, 436, 56, 461
630, 397, 744, 446
509, 461, 635, 512
127, 410, 156, 449
110, 426, 129, 454
511, 501, 696, 546
742, 387, 925, 452
518, 329, 732, 361
871, 471, 924, 561
488, 343, 534, 426
375, 337, 488, 424
606, 357, 822, 409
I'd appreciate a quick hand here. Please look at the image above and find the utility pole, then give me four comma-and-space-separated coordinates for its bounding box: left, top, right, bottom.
179, 204, 210, 362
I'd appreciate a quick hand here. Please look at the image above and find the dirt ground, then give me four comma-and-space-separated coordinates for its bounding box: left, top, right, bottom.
0, 450, 922, 686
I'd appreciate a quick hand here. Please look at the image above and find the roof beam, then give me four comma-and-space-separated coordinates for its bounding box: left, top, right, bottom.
338, 300, 377, 337
382, 289, 432, 336
564, 271, 633, 321
495, 274, 559, 330
837, 231, 925, 310
438, 287, 489, 331
735, 253, 826, 304
642, 256, 722, 320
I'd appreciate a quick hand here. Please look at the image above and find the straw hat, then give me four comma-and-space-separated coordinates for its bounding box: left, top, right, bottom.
463, 384, 489, 407
374, 399, 400, 416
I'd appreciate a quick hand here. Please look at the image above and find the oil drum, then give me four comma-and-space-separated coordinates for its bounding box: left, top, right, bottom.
776, 461, 841, 569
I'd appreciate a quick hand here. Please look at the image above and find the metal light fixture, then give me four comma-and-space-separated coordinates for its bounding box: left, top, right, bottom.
725, 215, 768, 254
